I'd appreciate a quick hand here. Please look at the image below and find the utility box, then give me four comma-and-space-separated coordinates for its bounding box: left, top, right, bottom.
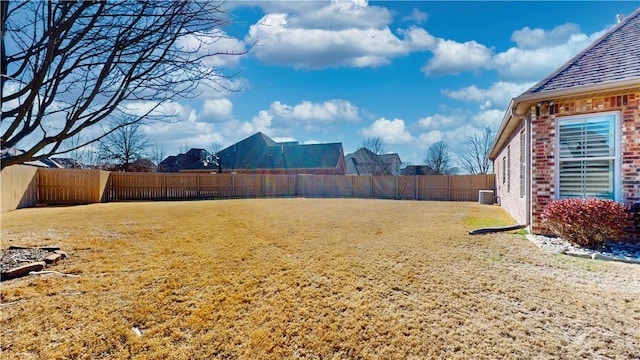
478, 190, 494, 205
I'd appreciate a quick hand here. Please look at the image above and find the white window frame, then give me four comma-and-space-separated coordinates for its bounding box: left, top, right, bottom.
554, 111, 621, 201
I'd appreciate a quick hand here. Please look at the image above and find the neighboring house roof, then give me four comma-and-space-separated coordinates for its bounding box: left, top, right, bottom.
158, 148, 215, 172
490, 8, 640, 160
401, 165, 437, 176
217, 132, 345, 172
52, 157, 85, 169
344, 148, 401, 175
1, 148, 63, 168
379, 153, 401, 165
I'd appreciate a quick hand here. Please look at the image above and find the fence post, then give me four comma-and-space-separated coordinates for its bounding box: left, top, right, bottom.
351, 176, 355, 198
163, 174, 167, 199
395, 176, 399, 200
323, 175, 326, 197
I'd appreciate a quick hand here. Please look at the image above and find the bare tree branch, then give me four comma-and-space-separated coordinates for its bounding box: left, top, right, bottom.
1, 0, 248, 169
97, 116, 151, 172
359, 137, 392, 176
423, 141, 458, 175
459, 127, 494, 174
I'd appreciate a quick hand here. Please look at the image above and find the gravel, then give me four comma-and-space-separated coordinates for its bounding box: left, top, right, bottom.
527, 234, 640, 263
0, 247, 52, 273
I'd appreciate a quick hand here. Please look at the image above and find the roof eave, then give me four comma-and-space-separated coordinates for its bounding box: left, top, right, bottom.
489, 77, 640, 160
516, 77, 640, 104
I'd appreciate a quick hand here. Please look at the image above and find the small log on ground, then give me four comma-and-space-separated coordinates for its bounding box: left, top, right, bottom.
1, 261, 46, 281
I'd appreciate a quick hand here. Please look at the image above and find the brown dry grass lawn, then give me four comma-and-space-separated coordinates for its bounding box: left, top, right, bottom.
1, 199, 639, 359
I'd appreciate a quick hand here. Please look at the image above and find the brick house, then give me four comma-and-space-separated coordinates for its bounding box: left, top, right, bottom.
489, 8, 640, 241
215, 132, 347, 175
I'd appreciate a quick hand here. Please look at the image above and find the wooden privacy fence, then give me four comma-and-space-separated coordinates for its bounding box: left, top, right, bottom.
108, 173, 298, 200
109, 173, 495, 202
38, 168, 110, 205
1, 165, 39, 212
1, 165, 495, 211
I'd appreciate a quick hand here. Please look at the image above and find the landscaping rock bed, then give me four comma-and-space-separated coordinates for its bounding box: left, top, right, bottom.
527, 234, 640, 264
0, 245, 67, 281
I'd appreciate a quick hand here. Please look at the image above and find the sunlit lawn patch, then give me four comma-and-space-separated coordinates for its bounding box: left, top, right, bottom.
1, 199, 639, 359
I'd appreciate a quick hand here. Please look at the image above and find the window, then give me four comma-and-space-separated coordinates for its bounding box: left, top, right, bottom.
556, 112, 620, 200
502, 157, 506, 184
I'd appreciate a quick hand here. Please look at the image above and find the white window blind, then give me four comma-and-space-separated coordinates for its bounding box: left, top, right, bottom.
557, 114, 617, 199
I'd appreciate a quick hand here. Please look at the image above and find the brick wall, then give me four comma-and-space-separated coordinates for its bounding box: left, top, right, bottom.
531, 91, 640, 242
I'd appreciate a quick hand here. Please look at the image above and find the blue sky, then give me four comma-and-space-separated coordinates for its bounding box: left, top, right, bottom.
141, 1, 639, 168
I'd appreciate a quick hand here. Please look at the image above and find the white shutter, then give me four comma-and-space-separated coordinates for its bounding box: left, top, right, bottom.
557, 114, 617, 199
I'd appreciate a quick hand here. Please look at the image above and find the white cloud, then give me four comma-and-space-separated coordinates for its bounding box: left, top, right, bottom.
202, 98, 233, 120
286, 0, 392, 30
272, 136, 297, 143
246, 6, 433, 69
402, 8, 428, 24
417, 130, 444, 148
178, 31, 247, 68
140, 105, 225, 152
269, 99, 360, 124
399, 27, 436, 49
490, 33, 592, 81
421, 39, 493, 76
417, 114, 463, 130
251, 110, 273, 131
442, 81, 535, 109
417, 20, 606, 82
471, 109, 504, 129
360, 118, 414, 144
416, 124, 482, 159
302, 139, 322, 145
122, 101, 188, 119
511, 23, 580, 49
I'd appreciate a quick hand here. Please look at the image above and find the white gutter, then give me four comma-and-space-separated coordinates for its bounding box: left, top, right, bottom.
514, 77, 640, 105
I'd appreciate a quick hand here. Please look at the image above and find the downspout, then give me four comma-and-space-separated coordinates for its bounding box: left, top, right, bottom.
511, 105, 532, 231
469, 103, 532, 236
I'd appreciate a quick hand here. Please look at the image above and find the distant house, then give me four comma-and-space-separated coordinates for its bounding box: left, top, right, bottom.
158, 148, 218, 173
52, 158, 85, 169
1, 148, 62, 168
216, 132, 347, 175
401, 165, 437, 176
489, 8, 640, 241
345, 148, 402, 176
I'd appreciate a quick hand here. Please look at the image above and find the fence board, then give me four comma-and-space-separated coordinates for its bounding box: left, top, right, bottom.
352, 176, 372, 198
372, 176, 395, 199
324, 176, 353, 197
38, 168, 104, 205
1, 165, 39, 212
397, 176, 417, 200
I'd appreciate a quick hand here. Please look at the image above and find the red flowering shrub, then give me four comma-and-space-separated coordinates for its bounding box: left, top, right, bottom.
541, 198, 631, 247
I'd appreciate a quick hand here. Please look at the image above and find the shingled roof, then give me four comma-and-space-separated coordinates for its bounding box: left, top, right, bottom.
217, 132, 345, 173
522, 8, 640, 96
490, 9, 640, 160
